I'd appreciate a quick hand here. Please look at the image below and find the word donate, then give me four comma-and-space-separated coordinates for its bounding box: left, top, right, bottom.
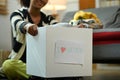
55, 40, 84, 64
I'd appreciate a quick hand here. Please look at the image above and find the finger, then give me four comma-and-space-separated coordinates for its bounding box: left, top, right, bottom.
28, 26, 35, 36
33, 25, 37, 31
33, 26, 38, 36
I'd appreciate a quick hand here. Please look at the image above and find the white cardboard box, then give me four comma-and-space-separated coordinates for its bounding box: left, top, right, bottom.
26, 26, 92, 78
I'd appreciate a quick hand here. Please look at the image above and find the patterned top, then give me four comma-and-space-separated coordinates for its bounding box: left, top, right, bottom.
9, 7, 58, 62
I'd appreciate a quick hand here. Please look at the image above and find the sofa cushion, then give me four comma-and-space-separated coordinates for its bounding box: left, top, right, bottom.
93, 28, 120, 45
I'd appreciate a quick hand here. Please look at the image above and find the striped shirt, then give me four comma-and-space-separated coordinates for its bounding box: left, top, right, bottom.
9, 7, 58, 62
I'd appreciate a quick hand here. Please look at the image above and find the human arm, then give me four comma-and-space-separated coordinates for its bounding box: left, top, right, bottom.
10, 10, 38, 36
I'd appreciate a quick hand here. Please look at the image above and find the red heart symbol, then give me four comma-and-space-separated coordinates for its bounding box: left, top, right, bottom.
61, 47, 66, 53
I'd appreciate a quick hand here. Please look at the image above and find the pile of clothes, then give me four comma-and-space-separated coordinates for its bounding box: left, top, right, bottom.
69, 10, 103, 29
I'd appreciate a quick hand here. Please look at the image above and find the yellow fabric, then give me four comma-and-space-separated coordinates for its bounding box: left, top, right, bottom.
2, 59, 30, 80
73, 10, 102, 24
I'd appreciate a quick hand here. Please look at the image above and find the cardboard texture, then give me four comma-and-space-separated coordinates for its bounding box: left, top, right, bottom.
26, 26, 92, 78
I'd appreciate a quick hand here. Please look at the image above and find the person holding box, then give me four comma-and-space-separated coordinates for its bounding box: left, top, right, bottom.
1, 0, 58, 80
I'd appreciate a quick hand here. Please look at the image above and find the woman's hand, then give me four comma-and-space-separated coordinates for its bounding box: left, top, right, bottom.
27, 24, 38, 36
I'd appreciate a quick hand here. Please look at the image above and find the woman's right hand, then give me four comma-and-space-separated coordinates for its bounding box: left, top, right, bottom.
27, 24, 38, 36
